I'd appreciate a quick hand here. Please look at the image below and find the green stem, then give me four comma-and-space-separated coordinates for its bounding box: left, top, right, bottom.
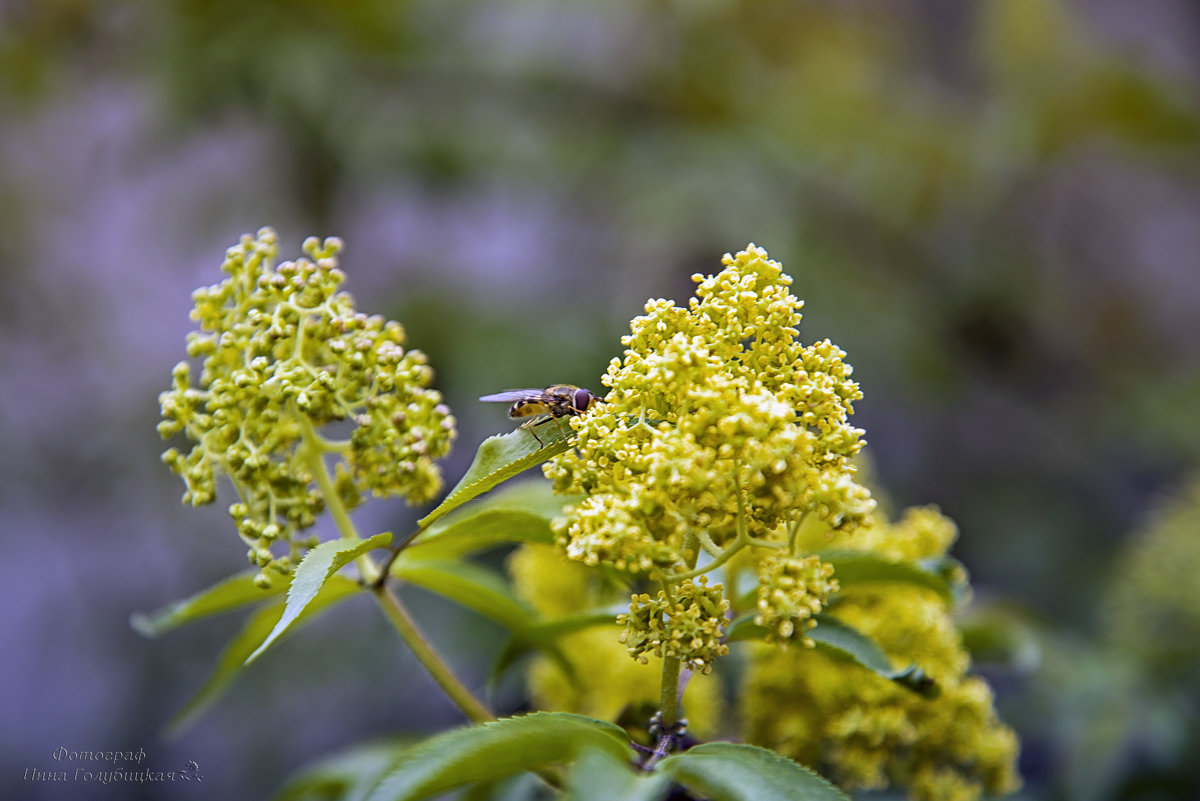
295, 412, 380, 586
372, 584, 494, 723
671, 460, 788, 582
681, 531, 701, 572
732, 463, 748, 543
671, 540, 744, 582
658, 530, 701, 730
311, 432, 353, 454
372, 508, 443, 588
294, 410, 489, 724
786, 511, 808, 554
697, 531, 722, 558
658, 655, 683, 729
668, 535, 784, 583
747, 537, 787, 549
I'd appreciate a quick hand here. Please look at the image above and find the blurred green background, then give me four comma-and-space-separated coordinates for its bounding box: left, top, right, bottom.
2, 1, 1199, 799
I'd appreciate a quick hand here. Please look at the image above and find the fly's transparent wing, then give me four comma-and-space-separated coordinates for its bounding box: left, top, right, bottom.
479, 389, 545, 403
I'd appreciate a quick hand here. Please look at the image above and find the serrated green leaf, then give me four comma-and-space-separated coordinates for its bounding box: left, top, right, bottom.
725, 614, 938, 696
131, 570, 283, 638
810, 616, 939, 697
271, 738, 416, 801
657, 743, 848, 801
408, 507, 556, 561
564, 747, 670, 801
366, 712, 632, 801
405, 480, 568, 560
805, 614, 896, 675
246, 532, 391, 664
422, 478, 570, 538
818, 549, 958, 604
167, 575, 361, 737
417, 424, 576, 530
392, 559, 534, 633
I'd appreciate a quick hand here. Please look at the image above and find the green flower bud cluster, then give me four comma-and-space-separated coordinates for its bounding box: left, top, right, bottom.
545, 244, 871, 668
742, 507, 1020, 801
158, 228, 455, 586
618, 577, 730, 674
755, 555, 839, 647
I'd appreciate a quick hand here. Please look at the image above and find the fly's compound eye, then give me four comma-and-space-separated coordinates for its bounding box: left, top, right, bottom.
574, 388, 593, 412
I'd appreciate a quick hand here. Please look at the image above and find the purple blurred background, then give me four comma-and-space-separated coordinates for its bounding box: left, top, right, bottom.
3, 1, 1199, 799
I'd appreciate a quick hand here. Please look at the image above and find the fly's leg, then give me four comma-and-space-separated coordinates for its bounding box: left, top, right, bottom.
522, 413, 576, 447
518, 416, 548, 446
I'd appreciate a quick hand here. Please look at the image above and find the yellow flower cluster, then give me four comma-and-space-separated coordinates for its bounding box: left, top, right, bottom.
509, 245, 1017, 800
507, 544, 723, 736
549, 246, 873, 560
742, 507, 1021, 801
618, 577, 730, 673
544, 245, 873, 667
755, 555, 839, 647
158, 228, 455, 585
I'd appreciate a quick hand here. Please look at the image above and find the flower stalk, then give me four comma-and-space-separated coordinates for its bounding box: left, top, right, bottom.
372, 583, 494, 724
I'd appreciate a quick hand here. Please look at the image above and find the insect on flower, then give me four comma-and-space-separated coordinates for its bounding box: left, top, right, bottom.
479, 384, 600, 445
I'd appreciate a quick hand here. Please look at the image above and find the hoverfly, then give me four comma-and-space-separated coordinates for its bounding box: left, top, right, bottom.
479, 384, 600, 445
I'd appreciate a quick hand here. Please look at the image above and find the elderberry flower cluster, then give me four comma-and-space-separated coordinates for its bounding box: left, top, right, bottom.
158, 228, 455, 586
507, 544, 724, 736
756, 555, 839, 647
742, 506, 1021, 801
545, 245, 875, 668
618, 577, 730, 673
